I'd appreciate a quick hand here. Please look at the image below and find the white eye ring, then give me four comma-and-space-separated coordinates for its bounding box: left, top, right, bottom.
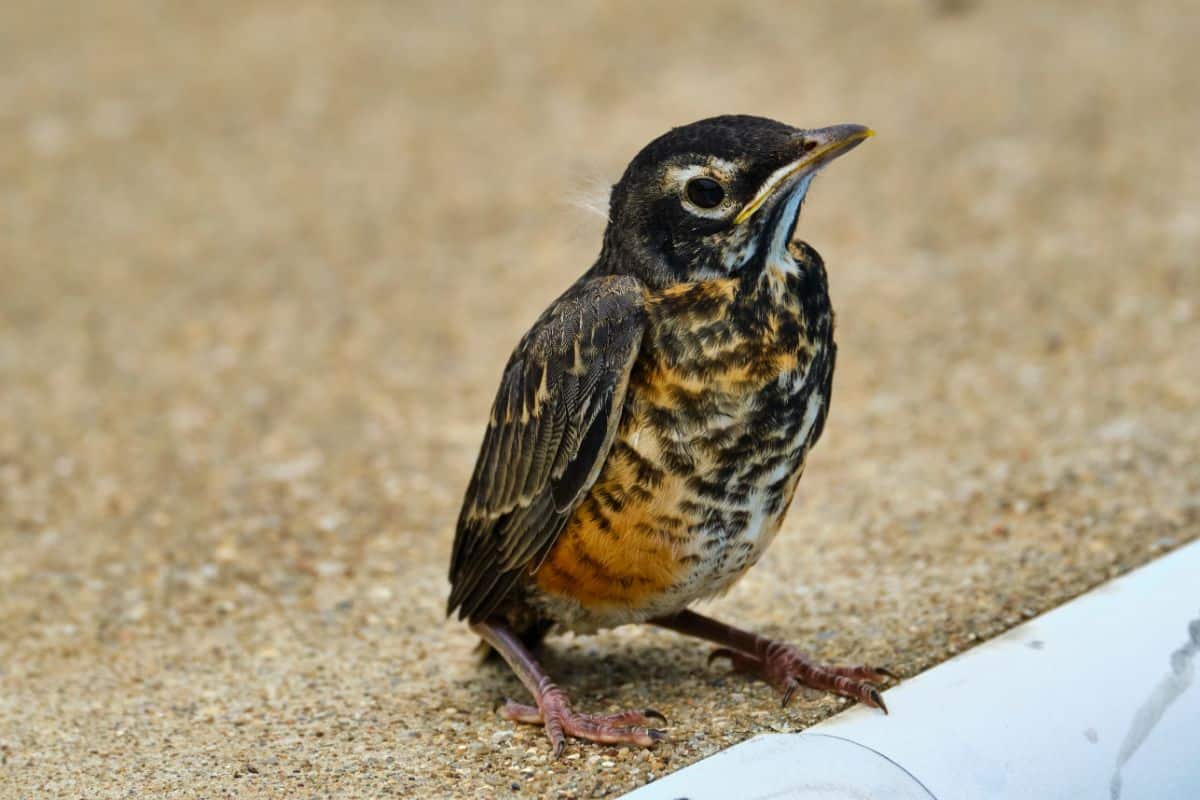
671, 164, 737, 220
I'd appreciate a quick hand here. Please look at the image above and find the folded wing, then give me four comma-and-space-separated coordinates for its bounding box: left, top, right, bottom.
448, 274, 648, 622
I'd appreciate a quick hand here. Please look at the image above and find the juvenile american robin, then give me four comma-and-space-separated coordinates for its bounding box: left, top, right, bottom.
448, 115, 892, 755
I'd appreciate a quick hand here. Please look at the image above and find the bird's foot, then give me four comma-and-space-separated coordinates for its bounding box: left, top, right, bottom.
709, 643, 895, 713
499, 682, 666, 757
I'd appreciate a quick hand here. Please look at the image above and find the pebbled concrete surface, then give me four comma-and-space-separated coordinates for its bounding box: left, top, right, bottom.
1, 1, 1198, 798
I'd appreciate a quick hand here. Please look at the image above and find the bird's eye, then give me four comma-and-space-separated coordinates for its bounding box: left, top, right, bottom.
685, 177, 725, 209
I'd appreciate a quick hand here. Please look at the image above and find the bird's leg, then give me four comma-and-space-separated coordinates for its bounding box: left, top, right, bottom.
650, 609, 894, 713
471, 620, 666, 756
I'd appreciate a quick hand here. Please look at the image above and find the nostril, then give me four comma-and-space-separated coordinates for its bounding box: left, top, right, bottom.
802, 140, 818, 153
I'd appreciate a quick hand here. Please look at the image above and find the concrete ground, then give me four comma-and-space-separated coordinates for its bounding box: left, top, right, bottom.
2, 1, 1198, 798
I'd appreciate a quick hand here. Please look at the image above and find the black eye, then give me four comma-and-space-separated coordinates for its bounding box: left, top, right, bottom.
685, 177, 725, 209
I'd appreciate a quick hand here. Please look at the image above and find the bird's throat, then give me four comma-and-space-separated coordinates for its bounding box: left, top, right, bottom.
763, 175, 813, 278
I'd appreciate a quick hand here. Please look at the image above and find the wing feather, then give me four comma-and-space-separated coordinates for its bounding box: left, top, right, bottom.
447, 274, 647, 622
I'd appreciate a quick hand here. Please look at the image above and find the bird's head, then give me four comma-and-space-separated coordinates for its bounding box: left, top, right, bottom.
600, 115, 872, 289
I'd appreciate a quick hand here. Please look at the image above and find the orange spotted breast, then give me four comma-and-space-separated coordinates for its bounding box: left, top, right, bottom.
529, 248, 836, 632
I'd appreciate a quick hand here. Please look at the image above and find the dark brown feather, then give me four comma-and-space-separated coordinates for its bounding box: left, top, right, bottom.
447, 274, 647, 622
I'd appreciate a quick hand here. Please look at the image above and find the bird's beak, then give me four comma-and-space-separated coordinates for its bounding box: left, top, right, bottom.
734, 124, 874, 225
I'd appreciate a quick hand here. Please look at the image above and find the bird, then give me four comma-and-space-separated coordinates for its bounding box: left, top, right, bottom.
447, 114, 892, 755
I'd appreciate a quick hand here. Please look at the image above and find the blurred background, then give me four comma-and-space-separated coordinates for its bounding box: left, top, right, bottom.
2, 1, 1198, 797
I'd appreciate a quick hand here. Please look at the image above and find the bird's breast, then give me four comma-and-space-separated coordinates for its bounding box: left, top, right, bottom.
531, 274, 834, 631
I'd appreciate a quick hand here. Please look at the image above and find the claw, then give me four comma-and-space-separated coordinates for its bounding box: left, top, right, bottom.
646, 728, 667, 742
708, 647, 737, 667
876, 666, 899, 680
781, 679, 798, 708
643, 708, 668, 725
867, 687, 889, 715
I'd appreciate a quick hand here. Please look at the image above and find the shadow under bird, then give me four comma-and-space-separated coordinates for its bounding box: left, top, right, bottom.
448, 114, 891, 755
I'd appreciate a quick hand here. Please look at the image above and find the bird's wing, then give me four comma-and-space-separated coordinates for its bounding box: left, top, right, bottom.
447, 274, 648, 622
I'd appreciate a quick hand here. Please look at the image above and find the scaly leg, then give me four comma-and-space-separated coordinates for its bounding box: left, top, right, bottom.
650, 609, 895, 712
472, 620, 666, 756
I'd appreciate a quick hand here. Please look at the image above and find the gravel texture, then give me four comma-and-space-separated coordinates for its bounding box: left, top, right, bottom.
2, 1, 1199, 798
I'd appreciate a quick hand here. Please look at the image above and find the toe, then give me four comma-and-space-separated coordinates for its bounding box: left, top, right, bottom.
558, 713, 667, 748
826, 675, 889, 713
591, 708, 669, 728
498, 699, 543, 724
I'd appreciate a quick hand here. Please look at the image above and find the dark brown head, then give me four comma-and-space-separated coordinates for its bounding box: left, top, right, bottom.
598, 115, 871, 289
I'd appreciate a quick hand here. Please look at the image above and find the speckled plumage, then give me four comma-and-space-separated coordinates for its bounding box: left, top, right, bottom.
530, 242, 835, 631
447, 115, 889, 754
